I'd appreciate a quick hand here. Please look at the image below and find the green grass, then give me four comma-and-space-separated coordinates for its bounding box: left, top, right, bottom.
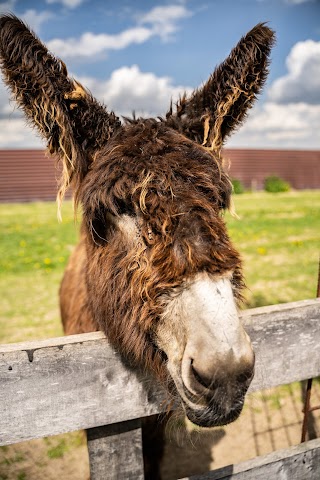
0, 191, 319, 344
226, 191, 319, 307
45, 438, 68, 459
17, 474, 27, 480
0, 202, 77, 343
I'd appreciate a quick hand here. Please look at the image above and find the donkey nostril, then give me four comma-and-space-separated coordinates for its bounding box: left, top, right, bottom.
236, 367, 254, 384
191, 363, 214, 390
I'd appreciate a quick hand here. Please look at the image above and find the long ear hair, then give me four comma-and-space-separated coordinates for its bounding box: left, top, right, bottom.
0, 14, 121, 209
167, 23, 275, 154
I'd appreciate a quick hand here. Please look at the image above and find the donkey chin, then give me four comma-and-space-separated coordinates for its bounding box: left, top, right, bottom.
156, 272, 255, 428
170, 363, 254, 428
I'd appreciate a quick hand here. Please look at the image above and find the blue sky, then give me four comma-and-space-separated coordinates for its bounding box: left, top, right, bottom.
0, 0, 319, 149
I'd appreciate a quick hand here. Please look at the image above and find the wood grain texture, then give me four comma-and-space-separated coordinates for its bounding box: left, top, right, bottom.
0, 334, 166, 446
243, 299, 320, 392
87, 420, 144, 480
181, 437, 320, 479
0, 299, 319, 446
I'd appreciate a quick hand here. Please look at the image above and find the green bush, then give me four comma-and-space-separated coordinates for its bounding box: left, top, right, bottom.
232, 178, 245, 194
264, 175, 291, 193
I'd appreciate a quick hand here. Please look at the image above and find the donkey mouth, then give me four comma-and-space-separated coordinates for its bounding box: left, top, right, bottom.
166, 359, 253, 428
184, 399, 245, 428
180, 381, 249, 428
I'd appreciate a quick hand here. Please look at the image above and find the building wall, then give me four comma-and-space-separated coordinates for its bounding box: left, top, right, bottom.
0, 150, 60, 202
0, 149, 319, 202
225, 148, 320, 190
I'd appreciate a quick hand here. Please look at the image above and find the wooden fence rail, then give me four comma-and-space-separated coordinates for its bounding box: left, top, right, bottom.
185, 437, 320, 479
1, 298, 320, 478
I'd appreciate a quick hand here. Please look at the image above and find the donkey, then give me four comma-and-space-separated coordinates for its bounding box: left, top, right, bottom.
0, 14, 274, 478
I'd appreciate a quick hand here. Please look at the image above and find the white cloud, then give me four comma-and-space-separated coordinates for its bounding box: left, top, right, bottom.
0, 65, 192, 147
0, 117, 44, 148
0, 79, 25, 119
227, 102, 320, 149
285, 0, 315, 4
48, 27, 153, 58
138, 4, 192, 41
47, 4, 192, 58
0, 0, 17, 11
19, 9, 53, 33
268, 40, 320, 104
78, 65, 192, 117
231, 38, 320, 148
2, 66, 319, 149
1, 20, 319, 150
0, 3, 53, 33
46, 0, 86, 8
1, 80, 39, 148
0, 80, 10, 116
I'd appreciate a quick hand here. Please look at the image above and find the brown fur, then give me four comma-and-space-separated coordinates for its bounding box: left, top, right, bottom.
77, 120, 244, 380
59, 240, 97, 334
0, 15, 275, 478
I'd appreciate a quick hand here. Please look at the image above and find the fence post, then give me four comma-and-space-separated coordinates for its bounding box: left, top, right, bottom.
87, 419, 144, 479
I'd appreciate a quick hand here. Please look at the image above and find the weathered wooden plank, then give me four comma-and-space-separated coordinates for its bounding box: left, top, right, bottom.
0, 298, 319, 446
243, 299, 320, 392
180, 437, 320, 479
0, 333, 165, 446
87, 419, 144, 480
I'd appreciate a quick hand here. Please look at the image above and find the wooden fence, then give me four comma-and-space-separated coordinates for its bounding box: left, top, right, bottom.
0, 298, 320, 479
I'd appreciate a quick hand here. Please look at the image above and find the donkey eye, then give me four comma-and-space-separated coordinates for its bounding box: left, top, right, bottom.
89, 209, 116, 246
114, 198, 135, 217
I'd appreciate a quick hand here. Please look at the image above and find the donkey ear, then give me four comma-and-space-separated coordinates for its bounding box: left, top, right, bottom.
0, 14, 121, 204
167, 23, 275, 153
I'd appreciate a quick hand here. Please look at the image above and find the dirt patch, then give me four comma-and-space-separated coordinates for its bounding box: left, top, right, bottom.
0, 432, 89, 480
1, 382, 320, 480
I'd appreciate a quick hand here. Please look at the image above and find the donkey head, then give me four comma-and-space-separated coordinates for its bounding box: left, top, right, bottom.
0, 15, 274, 427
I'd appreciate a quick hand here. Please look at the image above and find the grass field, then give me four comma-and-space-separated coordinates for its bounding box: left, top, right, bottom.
0, 190, 319, 344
